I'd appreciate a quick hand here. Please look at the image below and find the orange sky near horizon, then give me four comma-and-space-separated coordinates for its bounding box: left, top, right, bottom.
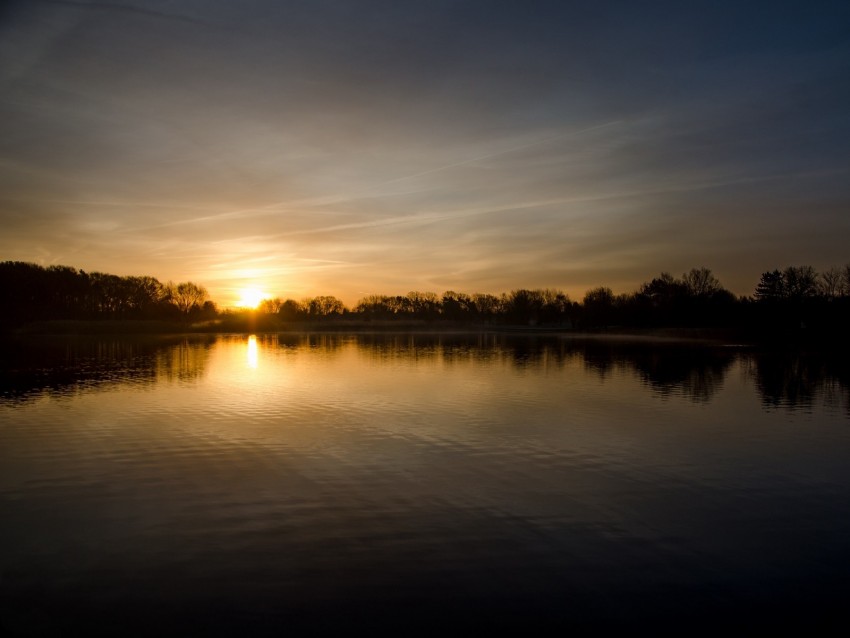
1, 1, 848, 309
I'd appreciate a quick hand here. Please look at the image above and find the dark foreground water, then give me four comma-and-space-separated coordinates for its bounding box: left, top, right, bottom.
2, 333, 850, 635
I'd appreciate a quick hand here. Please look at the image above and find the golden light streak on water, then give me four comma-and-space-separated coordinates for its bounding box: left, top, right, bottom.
247, 334, 259, 369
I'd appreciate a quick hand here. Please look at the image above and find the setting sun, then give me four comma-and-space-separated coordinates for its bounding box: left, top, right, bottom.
237, 288, 268, 309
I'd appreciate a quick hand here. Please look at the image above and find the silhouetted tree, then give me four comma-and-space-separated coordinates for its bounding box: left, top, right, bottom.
406, 292, 440, 319
305, 295, 346, 318
755, 270, 785, 301
0, 261, 189, 326
820, 267, 843, 299
752, 266, 830, 333
782, 266, 818, 301
442, 291, 475, 321
640, 272, 686, 302
635, 272, 689, 326
354, 295, 391, 320
538, 289, 573, 325
583, 287, 616, 328
200, 300, 218, 318
46, 265, 89, 317
259, 297, 283, 314
471, 293, 503, 323
125, 276, 168, 316
504, 289, 544, 325
278, 299, 303, 321
843, 265, 850, 297
682, 267, 721, 298
169, 281, 209, 316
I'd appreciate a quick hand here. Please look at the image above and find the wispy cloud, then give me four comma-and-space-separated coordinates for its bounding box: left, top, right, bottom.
37, 0, 207, 26
2, 1, 848, 304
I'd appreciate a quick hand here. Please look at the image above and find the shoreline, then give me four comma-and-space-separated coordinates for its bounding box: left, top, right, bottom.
5, 318, 849, 351
5, 319, 733, 338
6, 319, 846, 351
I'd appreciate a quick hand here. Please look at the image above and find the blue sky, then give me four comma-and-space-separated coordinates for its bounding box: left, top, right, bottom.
1, 0, 848, 305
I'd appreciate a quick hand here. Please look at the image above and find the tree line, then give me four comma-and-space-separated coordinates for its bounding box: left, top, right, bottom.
0, 261, 214, 328
254, 265, 850, 333
4, 260, 850, 334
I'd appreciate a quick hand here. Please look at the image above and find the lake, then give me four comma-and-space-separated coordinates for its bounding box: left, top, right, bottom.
2, 333, 849, 634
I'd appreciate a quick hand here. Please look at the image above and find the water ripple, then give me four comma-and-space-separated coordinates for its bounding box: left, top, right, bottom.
2, 335, 850, 632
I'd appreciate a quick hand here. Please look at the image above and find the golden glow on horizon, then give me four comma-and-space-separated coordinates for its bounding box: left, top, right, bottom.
237, 288, 269, 309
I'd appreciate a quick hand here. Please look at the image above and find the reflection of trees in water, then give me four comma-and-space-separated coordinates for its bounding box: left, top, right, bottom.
639, 353, 732, 403
349, 334, 734, 402
275, 333, 349, 352
0, 336, 214, 403
578, 341, 735, 403
153, 339, 214, 382
5, 333, 847, 412
352, 333, 581, 369
747, 352, 850, 413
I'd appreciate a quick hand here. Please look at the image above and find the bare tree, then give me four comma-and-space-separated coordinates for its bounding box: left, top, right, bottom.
843, 264, 850, 297
169, 281, 208, 315
820, 266, 843, 298
305, 295, 346, 317
782, 266, 818, 300
682, 267, 721, 298
471, 293, 502, 318
259, 297, 282, 314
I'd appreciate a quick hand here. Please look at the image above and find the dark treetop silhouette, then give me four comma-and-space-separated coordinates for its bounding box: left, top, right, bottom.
2, 261, 849, 341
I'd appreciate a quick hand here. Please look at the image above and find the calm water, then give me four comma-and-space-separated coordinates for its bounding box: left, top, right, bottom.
2, 334, 850, 634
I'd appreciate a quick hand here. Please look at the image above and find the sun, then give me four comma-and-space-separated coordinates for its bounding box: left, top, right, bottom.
237, 287, 268, 309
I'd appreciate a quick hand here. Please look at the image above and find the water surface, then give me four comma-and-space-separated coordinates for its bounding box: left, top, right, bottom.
2, 334, 849, 634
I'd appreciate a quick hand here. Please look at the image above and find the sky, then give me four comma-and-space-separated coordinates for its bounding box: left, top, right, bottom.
1, 0, 849, 306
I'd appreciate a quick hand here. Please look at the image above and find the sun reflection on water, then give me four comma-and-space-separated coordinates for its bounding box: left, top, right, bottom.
247, 335, 259, 369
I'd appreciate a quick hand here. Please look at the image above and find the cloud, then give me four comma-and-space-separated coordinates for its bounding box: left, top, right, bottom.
1, 1, 849, 305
